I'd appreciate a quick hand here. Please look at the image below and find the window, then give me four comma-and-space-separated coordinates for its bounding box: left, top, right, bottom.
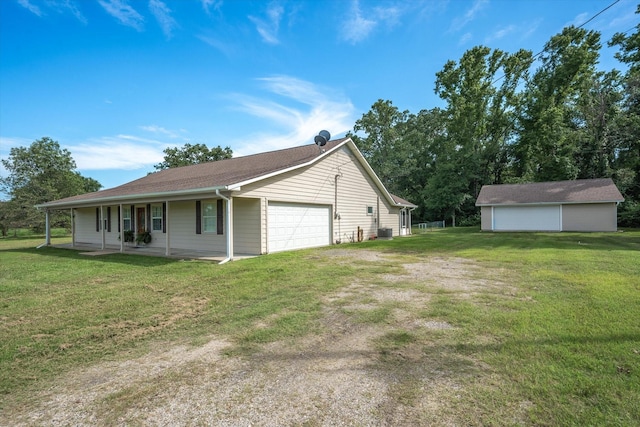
152, 205, 163, 231
123, 207, 132, 231
203, 202, 217, 232
366, 206, 374, 216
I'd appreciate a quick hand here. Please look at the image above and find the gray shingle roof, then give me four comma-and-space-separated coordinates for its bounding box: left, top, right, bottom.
41, 138, 349, 206
475, 178, 624, 206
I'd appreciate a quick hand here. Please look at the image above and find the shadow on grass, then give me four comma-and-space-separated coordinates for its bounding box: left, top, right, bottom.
455, 332, 640, 354
2, 246, 178, 267
368, 227, 640, 254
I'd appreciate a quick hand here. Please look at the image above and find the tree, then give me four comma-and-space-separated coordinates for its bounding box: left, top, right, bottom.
0, 137, 101, 232
514, 26, 602, 182
433, 45, 532, 224
609, 5, 640, 225
348, 99, 414, 197
154, 143, 233, 170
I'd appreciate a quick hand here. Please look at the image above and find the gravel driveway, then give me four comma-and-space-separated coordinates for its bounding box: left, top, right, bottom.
8, 252, 513, 426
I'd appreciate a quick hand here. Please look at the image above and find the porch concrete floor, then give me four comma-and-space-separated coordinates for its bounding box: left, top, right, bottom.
51, 242, 256, 262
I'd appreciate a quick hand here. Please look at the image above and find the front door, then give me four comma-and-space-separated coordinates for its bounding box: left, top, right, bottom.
136, 207, 146, 233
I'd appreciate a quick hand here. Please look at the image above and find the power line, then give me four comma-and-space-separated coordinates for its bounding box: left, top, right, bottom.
492, 0, 626, 84
576, 0, 620, 29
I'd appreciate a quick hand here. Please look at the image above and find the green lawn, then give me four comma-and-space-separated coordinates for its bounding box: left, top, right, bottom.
1, 228, 639, 425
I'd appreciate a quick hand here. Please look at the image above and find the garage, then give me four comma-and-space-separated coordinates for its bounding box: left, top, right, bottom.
268, 202, 331, 253
493, 205, 561, 231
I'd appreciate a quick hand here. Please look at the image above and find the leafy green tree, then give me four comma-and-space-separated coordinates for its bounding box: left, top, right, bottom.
609, 5, 640, 225
348, 99, 414, 197
0, 137, 101, 232
574, 70, 623, 179
154, 143, 233, 170
433, 45, 532, 224
514, 26, 602, 182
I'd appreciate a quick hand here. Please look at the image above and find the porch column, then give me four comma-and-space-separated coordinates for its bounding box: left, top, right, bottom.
45, 209, 51, 246
227, 197, 233, 259
100, 205, 105, 250
165, 200, 171, 256
216, 189, 233, 263
119, 204, 124, 253
71, 208, 75, 247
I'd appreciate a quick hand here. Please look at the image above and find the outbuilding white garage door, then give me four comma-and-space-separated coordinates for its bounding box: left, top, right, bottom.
268, 202, 331, 253
493, 205, 561, 231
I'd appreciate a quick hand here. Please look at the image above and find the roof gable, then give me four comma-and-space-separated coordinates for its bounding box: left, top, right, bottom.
475, 178, 624, 206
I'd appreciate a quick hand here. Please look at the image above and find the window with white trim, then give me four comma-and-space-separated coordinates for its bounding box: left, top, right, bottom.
123, 207, 132, 231
366, 206, 374, 215
203, 201, 217, 232
152, 205, 163, 231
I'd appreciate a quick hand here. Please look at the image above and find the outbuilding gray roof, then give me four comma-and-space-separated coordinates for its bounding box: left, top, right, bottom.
475, 178, 624, 206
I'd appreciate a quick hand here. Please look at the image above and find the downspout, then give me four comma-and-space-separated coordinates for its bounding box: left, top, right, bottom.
334, 173, 342, 243
216, 189, 233, 264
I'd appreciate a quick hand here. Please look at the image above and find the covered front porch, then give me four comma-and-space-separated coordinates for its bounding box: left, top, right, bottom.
51, 241, 256, 262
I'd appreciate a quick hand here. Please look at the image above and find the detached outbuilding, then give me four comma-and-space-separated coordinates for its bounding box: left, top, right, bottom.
476, 178, 624, 232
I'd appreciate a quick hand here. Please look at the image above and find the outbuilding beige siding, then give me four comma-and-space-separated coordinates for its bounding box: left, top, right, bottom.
562, 203, 618, 232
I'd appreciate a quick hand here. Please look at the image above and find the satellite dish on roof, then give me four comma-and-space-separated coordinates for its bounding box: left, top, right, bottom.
314, 130, 331, 147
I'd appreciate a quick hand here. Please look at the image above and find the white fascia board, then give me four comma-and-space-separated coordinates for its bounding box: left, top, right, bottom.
36, 185, 229, 209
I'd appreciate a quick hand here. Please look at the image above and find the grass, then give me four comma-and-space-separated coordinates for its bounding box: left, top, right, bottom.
1, 228, 639, 425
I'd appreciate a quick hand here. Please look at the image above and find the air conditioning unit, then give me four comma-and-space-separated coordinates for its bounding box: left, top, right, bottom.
377, 228, 393, 238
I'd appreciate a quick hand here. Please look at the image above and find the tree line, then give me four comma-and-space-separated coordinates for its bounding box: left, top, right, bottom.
350, 13, 640, 227
1, 8, 639, 234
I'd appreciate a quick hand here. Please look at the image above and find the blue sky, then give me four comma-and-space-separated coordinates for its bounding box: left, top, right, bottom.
1, 0, 638, 196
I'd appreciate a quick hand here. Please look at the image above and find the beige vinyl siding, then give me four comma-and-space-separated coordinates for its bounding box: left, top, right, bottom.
481, 206, 492, 231
562, 203, 618, 232
233, 197, 262, 255
237, 146, 399, 243
74, 207, 101, 244
104, 205, 119, 246
167, 200, 226, 253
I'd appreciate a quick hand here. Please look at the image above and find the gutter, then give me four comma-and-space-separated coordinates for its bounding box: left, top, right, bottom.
216, 189, 232, 265
36, 185, 231, 209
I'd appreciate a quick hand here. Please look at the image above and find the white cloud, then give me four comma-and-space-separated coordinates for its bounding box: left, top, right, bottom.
201, 0, 222, 15
53, 0, 88, 24
149, 0, 178, 39
340, 0, 406, 44
458, 32, 472, 45
17, 0, 43, 16
140, 125, 184, 139
98, 0, 144, 31
342, 0, 377, 44
249, 3, 284, 45
448, 0, 488, 33
566, 12, 589, 28
228, 76, 355, 156
69, 135, 168, 170
484, 24, 516, 44
196, 34, 235, 56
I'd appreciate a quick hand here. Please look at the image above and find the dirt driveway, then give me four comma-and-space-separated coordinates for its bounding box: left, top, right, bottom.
8, 251, 519, 426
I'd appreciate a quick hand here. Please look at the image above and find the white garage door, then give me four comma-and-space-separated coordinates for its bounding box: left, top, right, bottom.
493, 205, 561, 231
268, 203, 331, 253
